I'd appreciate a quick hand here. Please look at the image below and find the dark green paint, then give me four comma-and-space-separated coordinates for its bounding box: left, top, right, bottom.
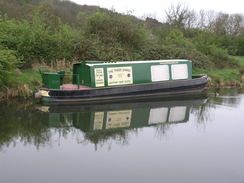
41, 72, 60, 89
72, 63, 91, 86
72, 60, 192, 88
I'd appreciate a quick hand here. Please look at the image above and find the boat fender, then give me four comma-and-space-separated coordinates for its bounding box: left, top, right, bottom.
35, 90, 49, 98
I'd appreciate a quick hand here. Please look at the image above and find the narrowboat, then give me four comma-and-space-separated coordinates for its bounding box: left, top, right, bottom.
35, 59, 208, 104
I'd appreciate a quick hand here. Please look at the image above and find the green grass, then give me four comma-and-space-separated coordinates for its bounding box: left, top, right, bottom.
229, 56, 244, 66
7, 69, 42, 87
0, 69, 42, 99
193, 56, 243, 86
193, 68, 241, 81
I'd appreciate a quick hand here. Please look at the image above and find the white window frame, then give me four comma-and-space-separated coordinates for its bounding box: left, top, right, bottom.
171, 64, 188, 80
151, 65, 170, 82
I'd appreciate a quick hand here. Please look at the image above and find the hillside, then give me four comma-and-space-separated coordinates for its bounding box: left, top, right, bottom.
0, 0, 106, 26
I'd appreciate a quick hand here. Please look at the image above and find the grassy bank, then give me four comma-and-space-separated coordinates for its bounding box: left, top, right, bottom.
1, 59, 243, 101
230, 56, 244, 66
193, 56, 244, 87
193, 68, 242, 87
0, 70, 41, 100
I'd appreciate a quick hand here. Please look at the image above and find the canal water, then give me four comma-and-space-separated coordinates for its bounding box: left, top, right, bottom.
0, 89, 243, 183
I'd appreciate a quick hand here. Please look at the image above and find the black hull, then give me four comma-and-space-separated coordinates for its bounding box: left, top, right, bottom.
42, 75, 208, 105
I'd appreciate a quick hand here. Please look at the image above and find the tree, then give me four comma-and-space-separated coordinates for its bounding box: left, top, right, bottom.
165, 3, 196, 29
212, 13, 229, 35
226, 14, 243, 36
196, 10, 217, 30
210, 13, 244, 36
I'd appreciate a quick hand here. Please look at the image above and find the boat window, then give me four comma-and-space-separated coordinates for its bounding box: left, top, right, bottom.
171, 64, 188, 80
151, 65, 170, 82
168, 106, 187, 122
148, 107, 169, 124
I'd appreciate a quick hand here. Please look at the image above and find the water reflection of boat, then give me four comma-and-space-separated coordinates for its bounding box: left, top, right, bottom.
39, 94, 207, 133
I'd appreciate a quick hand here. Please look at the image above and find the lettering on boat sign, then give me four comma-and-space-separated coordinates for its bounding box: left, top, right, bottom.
106, 110, 132, 129
93, 112, 104, 130
94, 68, 105, 87
107, 67, 133, 86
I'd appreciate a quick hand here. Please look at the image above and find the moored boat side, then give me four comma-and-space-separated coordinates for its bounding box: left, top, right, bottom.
39, 74, 207, 104
35, 59, 208, 105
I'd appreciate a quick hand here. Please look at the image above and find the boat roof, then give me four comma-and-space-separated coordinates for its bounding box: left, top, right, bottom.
79, 59, 191, 66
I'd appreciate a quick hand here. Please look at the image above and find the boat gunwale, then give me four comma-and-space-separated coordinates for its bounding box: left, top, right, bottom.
39, 74, 208, 105
41, 74, 207, 92
42, 85, 207, 104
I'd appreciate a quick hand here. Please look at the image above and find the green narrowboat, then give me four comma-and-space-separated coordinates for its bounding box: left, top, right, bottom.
35, 59, 208, 104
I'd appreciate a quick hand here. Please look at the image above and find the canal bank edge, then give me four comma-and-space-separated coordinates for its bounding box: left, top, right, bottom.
0, 69, 243, 101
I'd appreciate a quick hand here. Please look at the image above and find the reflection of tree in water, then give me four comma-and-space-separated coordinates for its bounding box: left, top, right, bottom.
1, 89, 242, 151
0, 102, 138, 151
79, 129, 139, 151
0, 104, 186, 151
0, 101, 54, 150
209, 88, 242, 107
154, 123, 172, 140
0, 102, 173, 151
190, 89, 242, 127
0, 119, 50, 150
191, 99, 214, 127
80, 124, 173, 150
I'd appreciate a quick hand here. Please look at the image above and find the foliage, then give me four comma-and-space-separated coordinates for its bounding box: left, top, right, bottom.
230, 56, 244, 66
74, 12, 149, 61
140, 44, 212, 69
85, 12, 148, 49
0, 0, 243, 89
0, 13, 78, 65
0, 46, 21, 85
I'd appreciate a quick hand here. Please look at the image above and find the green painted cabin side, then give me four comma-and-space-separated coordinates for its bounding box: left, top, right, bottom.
72, 60, 192, 88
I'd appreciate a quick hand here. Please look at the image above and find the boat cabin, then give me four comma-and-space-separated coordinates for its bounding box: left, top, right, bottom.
40, 59, 192, 89
72, 59, 192, 88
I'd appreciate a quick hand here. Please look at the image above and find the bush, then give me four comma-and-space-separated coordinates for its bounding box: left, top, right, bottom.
75, 35, 141, 61
84, 12, 149, 50
0, 14, 79, 66
140, 44, 213, 69
0, 46, 21, 85
163, 29, 194, 48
